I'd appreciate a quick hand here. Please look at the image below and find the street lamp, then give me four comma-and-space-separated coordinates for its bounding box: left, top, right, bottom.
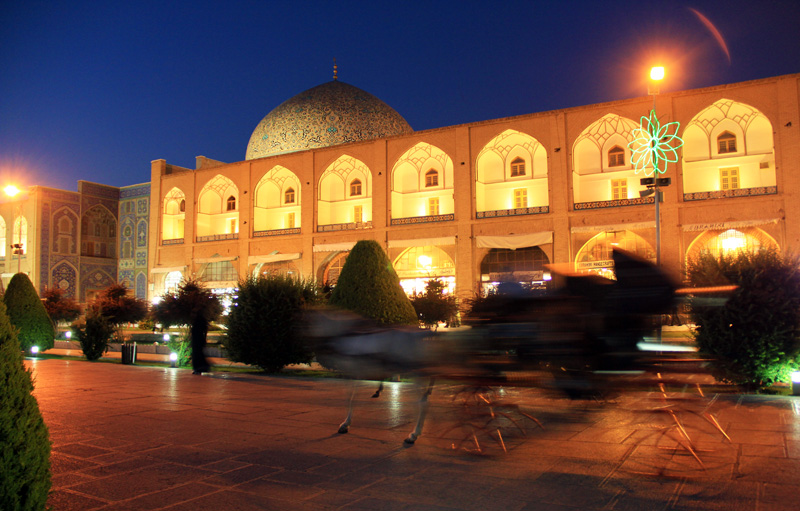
4, 185, 25, 274
648, 66, 665, 266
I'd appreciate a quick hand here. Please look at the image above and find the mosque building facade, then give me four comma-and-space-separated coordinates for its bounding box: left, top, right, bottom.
146, 73, 800, 303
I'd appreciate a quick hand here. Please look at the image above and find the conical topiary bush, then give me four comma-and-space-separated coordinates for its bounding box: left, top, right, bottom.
329, 240, 417, 326
0, 300, 52, 510
3, 273, 55, 352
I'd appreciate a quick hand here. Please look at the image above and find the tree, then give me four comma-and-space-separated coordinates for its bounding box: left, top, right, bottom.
0, 300, 51, 510
90, 283, 147, 326
411, 278, 459, 330
42, 287, 82, 325
688, 248, 800, 389
3, 273, 55, 352
151, 279, 222, 373
71, 310, 115, 361
226, 274, 322, 373
329, 240, 417, 326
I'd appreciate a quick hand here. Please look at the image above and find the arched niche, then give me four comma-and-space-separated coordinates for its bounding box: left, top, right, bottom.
575, 230, 654, 279
682, 99, 776, 195
254, 165, 301, 232
318, 155, 372, 228
475, 129, 548, 214
81, 205, 116, 258
162, 187, 185, 241
196, 175, 239, 239
392, 245, 456, 297
572, 114, 647, 204
686, 227, 778, 262
390, 142, 454, 220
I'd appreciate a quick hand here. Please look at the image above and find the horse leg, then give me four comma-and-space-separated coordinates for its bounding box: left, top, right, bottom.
372, 381, 384, 398
338, 381, 358, 434
405, 378, 436, 445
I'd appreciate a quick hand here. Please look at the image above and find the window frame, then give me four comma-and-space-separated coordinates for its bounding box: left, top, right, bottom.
350, 179, 362, 197
226, 195, 237, 211
510, 157, 526, 177
720, 167, 740, 190
284, 188, 295, 204
608, 146, 625, 167
425, 169, 439, 187
611, 179, 628, 200
513, 188, 528, 209
717, 131, 737, 154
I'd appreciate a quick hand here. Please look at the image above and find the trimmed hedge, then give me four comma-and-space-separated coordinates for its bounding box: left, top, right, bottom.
688, 249, 800, 389
3, 274, 54, 352
0, 300, 51, 510
71, 311, 115, 361
329, 240, 417, 326
225, 274, 322, 373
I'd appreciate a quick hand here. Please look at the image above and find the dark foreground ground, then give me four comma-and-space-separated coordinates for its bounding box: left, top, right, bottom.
28, 358, 799, 511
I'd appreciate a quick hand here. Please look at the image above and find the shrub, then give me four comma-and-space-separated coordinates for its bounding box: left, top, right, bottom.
226, 274, 322, 373
3, 273, 55, 352
42, 287, 82, 325
329, 240, 417, 326
688, 249, 800, 389
166, 329, 192, 367
71, 311, 115, 361
411, 278, 459, 330
90, 283, 148, 328
0, 300, 51, 510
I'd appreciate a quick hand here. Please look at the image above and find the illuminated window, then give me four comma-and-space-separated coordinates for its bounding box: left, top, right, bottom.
428, 197, 440, 216
201, 261, 237, 282
608, 146, 625, 167
164, 271, 182, 294
611, 179, 627, 200
353, 205, 363, 223
510, 157, 526, 177
228, 218, 238, 234
286, 212, 295, 228
720, 167, 739, 190
284, 188, 295, 204
425, 169, 439, 187
514, 188, 527, 209
350, 179, 362, 196
718, 229, 747, 254
226, 195, 237, 211
717, 131, 737, 154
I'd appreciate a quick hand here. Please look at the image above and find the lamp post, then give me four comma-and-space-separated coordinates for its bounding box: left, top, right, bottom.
3, 185, 24, 275
630, 67, 683, 267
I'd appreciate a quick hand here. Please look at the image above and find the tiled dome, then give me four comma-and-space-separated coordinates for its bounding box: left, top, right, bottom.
246, 80, 413, 160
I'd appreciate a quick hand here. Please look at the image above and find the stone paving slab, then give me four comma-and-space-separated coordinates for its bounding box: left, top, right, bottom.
26, 358, 800, 510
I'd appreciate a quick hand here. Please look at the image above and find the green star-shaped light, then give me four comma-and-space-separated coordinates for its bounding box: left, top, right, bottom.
628, 110, 684, 176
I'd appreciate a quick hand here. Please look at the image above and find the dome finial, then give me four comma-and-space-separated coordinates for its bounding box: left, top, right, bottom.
333, 58, 338, 81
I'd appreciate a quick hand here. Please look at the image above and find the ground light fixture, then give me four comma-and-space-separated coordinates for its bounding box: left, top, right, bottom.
30, 345, 39, 356
65, 330, 71, 339
163, 333, 170, 342
792, 371, 800, 395
170, 352, 178, 368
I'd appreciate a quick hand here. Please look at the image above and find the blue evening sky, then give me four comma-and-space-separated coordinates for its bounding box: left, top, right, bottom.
1, 0, 798, 190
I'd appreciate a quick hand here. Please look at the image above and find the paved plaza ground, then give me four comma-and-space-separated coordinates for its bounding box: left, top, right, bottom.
28, 358, 800, 511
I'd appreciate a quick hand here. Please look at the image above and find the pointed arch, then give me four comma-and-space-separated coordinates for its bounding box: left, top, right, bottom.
197, 174, 239, 239
318, 155, 372, 228
162, 187, 186, 242
81, 204, 116, 258
571, 114, 649, 205
475, 129, 548, 215
682, 99, 776, 196
53, 206, 78, 255
390, 142, 455, 221
253, 165, 301, 233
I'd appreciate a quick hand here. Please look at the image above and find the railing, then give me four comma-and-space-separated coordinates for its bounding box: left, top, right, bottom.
574, 196, 654, 210
477, 206, 548, 219
162, 238, 184, 245
391, 213, 454, 226
317, 221, 373, 232
253, 227, 301, 237
683, 186, 777, 202
196, 233, 239, 243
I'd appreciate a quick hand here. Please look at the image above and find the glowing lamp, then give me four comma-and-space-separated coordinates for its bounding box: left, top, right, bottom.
4, 185, 20, 197
417, 255, 432, 269
30, 345, 39, 355
169, 352, 179, 368
163, 333, 170, 342
792, 371, 800, 395
650, 66, 665, 81
65, 330, 72, 339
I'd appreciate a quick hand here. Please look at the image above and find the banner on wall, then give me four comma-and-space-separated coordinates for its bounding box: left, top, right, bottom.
476, 231, 553, 250
681, 218, 780, 232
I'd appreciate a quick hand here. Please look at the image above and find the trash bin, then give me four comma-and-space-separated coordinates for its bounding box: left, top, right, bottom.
121, 342, 137, 364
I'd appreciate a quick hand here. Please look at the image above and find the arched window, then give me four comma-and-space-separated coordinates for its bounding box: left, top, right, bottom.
717, 131, 737, 154
425, 169, 438, 187
164, 271, 182, 294
179, 199, 186, 212
510, 157, 526, 177
226, 195, 237, 211
284, 188, 295, 204
350, 179, 362, 196
608, 146, 625, 167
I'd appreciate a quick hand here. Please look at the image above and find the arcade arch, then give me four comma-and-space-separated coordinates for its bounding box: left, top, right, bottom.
391, 142, 454, 221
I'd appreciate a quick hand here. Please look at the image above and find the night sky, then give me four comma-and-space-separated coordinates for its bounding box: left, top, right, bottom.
1, 0, 798, 191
